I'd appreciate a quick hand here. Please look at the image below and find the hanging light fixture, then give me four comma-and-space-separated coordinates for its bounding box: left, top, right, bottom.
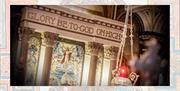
111, 5, 135, 86
116, 5, 130, 77
119, 65, 129, 78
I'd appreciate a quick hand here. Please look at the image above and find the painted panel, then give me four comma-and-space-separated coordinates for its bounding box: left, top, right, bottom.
25, 37, 41, 85
95, 51, 103, 85
49, 40, 84, 86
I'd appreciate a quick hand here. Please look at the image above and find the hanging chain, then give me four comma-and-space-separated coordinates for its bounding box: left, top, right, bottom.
130, 6, 134, 59
115, 6, 130, 70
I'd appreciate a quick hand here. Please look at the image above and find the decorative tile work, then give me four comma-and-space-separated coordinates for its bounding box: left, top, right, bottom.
12, 87, 34, 91
0, 56, 10, 79
0, 84, 8, 91
0, 0, 5, 49
0, 80, 10, 91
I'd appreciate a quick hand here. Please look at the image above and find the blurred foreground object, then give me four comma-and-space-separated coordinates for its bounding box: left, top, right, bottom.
130, 38, 161, 85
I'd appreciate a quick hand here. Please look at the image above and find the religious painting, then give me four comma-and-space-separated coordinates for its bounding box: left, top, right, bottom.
49, 40, 84, 86
24, 37, 41, 85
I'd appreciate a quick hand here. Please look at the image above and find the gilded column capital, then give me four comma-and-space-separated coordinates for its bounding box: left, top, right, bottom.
32, 32, 42, 39
85, 42, 103, 55
104, 45, 118, 60
18, 27, 34, 42
42, 32, 59, 47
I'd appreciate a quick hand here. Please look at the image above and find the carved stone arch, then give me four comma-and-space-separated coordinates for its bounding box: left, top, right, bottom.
116, 12, 144, 34
132, 13, 145, 33
153, 14, 164, 33
154, 6, 169, 35
134, 5, 169, 34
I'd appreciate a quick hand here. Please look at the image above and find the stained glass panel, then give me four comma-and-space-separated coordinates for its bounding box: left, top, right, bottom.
25, 37, 41, 85
49, 40, 84, 86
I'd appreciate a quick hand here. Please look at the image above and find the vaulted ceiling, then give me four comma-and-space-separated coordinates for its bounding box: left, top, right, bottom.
73, 5, 169, 36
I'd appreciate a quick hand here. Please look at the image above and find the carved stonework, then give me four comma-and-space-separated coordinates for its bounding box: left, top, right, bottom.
18, 27, 34, 42
32, 32, 42, 39
104, 46, 118, 60
97, 47, 104, 58
29, 6, 128, 30
42, 32, 59, 47
85, 42, 103, 55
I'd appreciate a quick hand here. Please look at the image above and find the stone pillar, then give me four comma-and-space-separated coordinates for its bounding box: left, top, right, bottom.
15, 27, 34, 85
103, 45, 118, 85
86, 42, 103, 86
81, 46, 91, 85
39, 32, 58, 85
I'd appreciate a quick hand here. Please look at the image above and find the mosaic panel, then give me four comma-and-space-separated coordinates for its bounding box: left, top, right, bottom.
24, 37, 41, 85
49, 41, 84, 86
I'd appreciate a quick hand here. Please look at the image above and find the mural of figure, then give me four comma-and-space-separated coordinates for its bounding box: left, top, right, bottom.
25, 45, 37, 85
60, 45, 78, 85
60, 46, 72, 64
49, 41, 84, 86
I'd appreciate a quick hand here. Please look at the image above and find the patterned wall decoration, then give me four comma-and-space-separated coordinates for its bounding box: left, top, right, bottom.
49, 40, 84, 86
24, 37, 41, 85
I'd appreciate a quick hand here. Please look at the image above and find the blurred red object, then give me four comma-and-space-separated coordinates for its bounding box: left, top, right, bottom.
119, 66, 129, 78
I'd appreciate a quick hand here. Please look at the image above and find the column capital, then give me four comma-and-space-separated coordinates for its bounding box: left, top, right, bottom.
42, 32, 59, 47
85, 42, 103, 55
32, 32, 42, 39
18, 27, 34, 42
104, 45, 118, 60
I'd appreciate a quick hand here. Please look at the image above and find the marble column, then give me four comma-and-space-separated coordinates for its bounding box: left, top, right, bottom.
15, 27, 34, 85
103, 45, 118, 85
38, 32, 58, 85
86, 42, 103, 86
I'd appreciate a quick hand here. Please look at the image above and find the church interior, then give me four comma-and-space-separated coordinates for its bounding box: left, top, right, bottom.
11, 5, 170, 86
